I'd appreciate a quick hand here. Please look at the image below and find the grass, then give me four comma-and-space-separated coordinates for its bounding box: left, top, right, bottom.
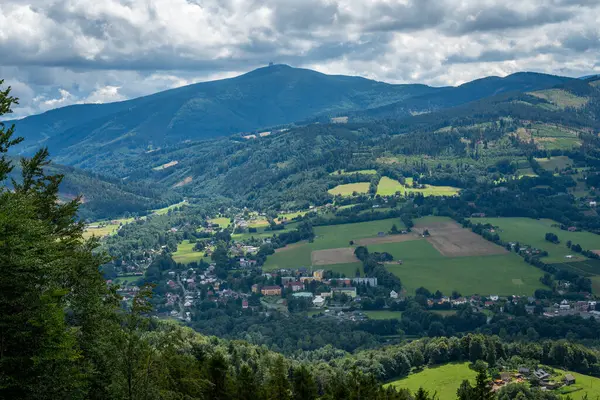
387, 363, 600, 400
377, 177, 460, 197
209, 217, 231, 228
278, 211, 308, 220
363, 310, 403, 320
384, 363, 476, 400
328, 182, 370, 196
534, 156, 573, 171
330, 169, 377, 176
83, 217, 135, 239
375, 240, 544, 296
263, 218, 404, 271
377, 177, 405, 196
152, 200, 188, 215
114, 275, 141, 285
550, 370, 600, 399
172, 240, 211, 264
530, 89, 589, 109
468, 217, 600, 263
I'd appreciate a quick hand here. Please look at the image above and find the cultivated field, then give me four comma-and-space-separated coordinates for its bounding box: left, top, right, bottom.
328, 182, 370, 196
377, 177, 460, 197
468, 217, 600, 263
263, 218, 404, 272
384, 363, 476, 400
356, 233, 420, 246
311, 248, 359, 265
373, 239, 543, 296
414, 217, 507, 257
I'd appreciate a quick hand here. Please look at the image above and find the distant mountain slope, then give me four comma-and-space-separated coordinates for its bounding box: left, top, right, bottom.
356, 72, 575, 120
7, 64, 435, 162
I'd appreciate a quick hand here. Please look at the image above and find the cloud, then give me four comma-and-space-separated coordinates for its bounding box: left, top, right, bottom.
0, 0, 599, 117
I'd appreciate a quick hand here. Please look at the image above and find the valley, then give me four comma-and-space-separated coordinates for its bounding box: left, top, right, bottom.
4, 65, 600, 400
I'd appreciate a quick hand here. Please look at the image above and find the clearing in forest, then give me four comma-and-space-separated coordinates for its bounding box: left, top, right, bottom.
152, 160, 178, 171
311, 248, 359, 265
328, 182, 370, 196
377, 177, 460, 197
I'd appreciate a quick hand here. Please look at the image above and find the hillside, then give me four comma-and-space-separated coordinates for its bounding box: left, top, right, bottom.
7, 64, 435, 164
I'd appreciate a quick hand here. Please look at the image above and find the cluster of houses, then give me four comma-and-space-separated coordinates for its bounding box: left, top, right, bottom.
251, 269, 380, 309
492, 367, 576, 392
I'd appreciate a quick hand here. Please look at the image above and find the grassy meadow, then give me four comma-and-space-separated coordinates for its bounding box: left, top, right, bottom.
209, 217, 231, 228
376, 177, 460, 197
172, 240, 211, 264
152, 200, 188, 215
83, 217, 135, 239
328, 182, 370, 196
372, 239, 544, 296
363, 310, 403, 320
384, 363, 476, 400
534, 156, 573, 171
469, 217, 600, 263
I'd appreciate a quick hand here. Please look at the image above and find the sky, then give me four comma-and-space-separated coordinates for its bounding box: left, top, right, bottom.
1, 0, 599, 118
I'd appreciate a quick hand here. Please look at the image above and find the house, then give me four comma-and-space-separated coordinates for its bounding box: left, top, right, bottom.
281, 276, 295, 285
471, 213, 486, 218
251, 284, 259, 294
299, 276, 315, 283
390, 290, 399, 299
560, 299, 570, 310
564, 374, 576, 385
242, 299, 249, 309
490, 295, 499, 301
525, 305, 536, 315
313, 270, 325, 281
239, 258, 257, 268
320, 292, 332, 298
518, 367, 530, 375
590, 201, 597, 208
261, 286, 282, 296
313, 296, 326, 308
533, 369, 550, 380
568, 226, 577, 232
500, 372, 511, 382
452, 297, 467, 306
287, 281, 304, 292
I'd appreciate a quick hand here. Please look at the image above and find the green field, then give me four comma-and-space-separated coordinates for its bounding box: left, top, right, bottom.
469, 217, 600, 263
363, 310, 403, 320
172, 240, 211, 264
385, 363, 476, 399
209, 217, 231, 228
83, 217, 135, 239
263, 218, 404, 271
386, 363, 600, 400
553, 371, 600, 399
372, 239, 544, 296
328, 182, 370, 196
534, 156, 573, 171
152, 200, 188, 215
377, 177, 404, 196
330, 169, 377, 176
530, 89, 589, 109
377, 177, 460, 197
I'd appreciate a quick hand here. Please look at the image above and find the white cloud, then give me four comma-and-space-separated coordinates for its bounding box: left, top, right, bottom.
0, 0, 599, 117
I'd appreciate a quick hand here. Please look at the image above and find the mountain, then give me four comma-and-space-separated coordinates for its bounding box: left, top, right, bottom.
356, 72, 575, 120
7, 64, 436, 164
6, 66, 577, 169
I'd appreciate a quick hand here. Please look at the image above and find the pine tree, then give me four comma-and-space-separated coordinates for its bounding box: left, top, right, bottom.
266, 356, 291, 400
291, 365, 317, 400
473, 367, 495, 400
